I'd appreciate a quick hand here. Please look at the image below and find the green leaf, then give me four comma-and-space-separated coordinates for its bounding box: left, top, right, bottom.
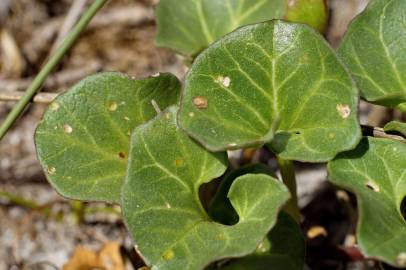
212, 213, 305, 270
284, 0, 329, 34
35, 72, 181, 203
155, 0, 284, 56
209, 163, 276, 225
178, 20, 361, 162
122, 107, 290, 270
328, 137, 406, 267
384, 121, 406, 138
208, 165, 305, 270
338, 0, 406, 111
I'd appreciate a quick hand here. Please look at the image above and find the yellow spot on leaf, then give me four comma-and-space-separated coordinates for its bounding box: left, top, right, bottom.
108, 102, 118, 111
47, 166, 56, 175
50, 102, 60, 111
336, 104, 351, 119
162, 250, 174, 261
175, 158, 184, 166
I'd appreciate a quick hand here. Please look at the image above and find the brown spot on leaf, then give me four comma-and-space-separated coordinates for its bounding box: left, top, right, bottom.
118, 152, 126, 159
193, 96, 208, 109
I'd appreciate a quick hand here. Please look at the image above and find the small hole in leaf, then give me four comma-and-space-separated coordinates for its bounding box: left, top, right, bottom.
294, 131, 301, 135
118, 152, 126, 159
365, 181, 380, 192
401, 196, 406, 221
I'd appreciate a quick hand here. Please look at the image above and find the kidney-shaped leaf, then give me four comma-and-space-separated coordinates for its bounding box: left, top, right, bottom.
35, 72, 180, 203
178, 20, 360, 162
155, 0, 284, 56
384, 121, 406, 138
208, 165, 304, 270
122, 107, 290, 270
209, 163, 276, 225
211, 213, 305, 270
338, 0, 406, 111
328, 137, 406, 267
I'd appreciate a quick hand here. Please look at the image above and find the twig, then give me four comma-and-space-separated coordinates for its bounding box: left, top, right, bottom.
361, 125, 406, 143
49, 0, 88, 55
0, 61, 101, 92
0, 91, 57, 104
0, 0, 108, 140
24, 4, 154, 63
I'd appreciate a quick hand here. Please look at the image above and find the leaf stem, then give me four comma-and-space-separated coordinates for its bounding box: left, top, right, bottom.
0, 0, 108, 140
277, 156, 300, 222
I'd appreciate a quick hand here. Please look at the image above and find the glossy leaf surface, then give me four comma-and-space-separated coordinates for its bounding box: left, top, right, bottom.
338, 0, 406, 111
179, 20, 360, 162
212, 213, 305, 270
35, 73, 180, 203
328, 137, 406, 267
209, 163, 276, 225
122, 107, 290, 270
155, 0, 284, 56
208, 165, 305, 270
284, 0, 329, 34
